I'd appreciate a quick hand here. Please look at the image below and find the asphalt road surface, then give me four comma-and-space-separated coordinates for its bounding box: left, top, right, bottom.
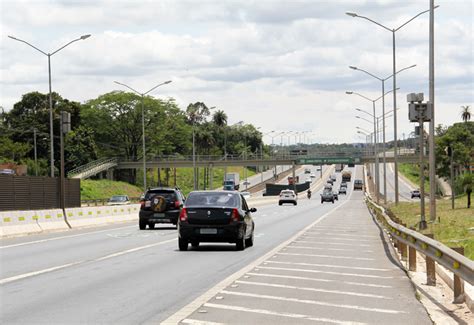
1, 167, 430, 324
370, 162, 416, 202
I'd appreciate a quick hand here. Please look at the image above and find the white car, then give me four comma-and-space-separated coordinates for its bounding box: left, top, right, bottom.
278, 189, 297, 206
310, 173, 316, 178
107, 195, 130, 205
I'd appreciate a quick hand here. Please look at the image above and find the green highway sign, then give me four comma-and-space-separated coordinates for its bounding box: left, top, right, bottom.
298, 157, 360, 165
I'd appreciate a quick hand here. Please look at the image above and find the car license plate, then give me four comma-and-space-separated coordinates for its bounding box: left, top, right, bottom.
200, 228, 217, 235
153, 213, 165, 218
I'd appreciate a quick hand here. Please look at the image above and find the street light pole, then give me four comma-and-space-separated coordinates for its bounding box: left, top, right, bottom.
346, 7, 436, 204
9, 34, 91, 178
350, 64, 416, 204
33, 128, 38, 176
114, 80, 172, 191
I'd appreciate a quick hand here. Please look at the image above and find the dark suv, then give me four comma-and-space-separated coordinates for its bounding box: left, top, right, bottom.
139, 187, 185, 229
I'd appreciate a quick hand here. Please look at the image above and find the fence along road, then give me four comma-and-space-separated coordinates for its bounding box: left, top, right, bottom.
165, 166, 432, 324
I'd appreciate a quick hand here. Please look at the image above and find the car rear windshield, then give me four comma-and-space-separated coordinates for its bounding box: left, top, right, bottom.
145, 190, 176, 200
110, 196, 127, 202
185, 192, 239, 208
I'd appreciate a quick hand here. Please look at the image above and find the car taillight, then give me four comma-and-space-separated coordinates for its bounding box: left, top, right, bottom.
140, 200, 145, 209
174, 200, 180, 208
179, 208, 188, 222
230, 208, 240, 223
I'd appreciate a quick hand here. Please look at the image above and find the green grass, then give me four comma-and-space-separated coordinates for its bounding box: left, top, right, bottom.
398, 163, 430, 193
148, 167, 256, 195
81, 179, 144, 200
388, 195, 474, 260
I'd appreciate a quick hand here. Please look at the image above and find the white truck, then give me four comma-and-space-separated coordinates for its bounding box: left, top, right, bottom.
223, 173, 240, 190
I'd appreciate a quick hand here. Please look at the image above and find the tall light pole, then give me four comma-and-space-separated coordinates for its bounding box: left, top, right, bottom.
114, 80, 172, 191
347, 88, 398, 203
350, 64, 416, 204
9, 34, 91, 178
346, 7, 437, 204
429, 1, 437, 222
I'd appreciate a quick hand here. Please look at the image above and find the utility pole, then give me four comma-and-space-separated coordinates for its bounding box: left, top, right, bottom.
428, 0, 437, 222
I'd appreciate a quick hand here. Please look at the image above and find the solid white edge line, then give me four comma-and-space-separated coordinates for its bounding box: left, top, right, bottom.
0, 238, 176, 285
162, 191, 353, 324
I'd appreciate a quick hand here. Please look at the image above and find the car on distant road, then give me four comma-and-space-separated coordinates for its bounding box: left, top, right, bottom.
333, 191, 339, 201
279, 189, 298, 206
411, 190, 421, 199
310, 173, 316, 178
353, 179, 364, 190
177, 191, 256, 251
304, 168, 311, 174
139, 187, 185, 229
327, 179, 334, 185
321, 189, 335, 204
340, 181, 347, 188
324, 184, 333, 191
330, 174, 337, 182
107, 195, 130, 206
0, 169, 16, 175
339, 186, 347, 195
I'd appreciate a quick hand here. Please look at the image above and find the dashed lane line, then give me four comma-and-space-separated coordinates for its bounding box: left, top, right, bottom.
245, 272, 394, 288
276, 252, 374, 261
217, 291, 407, 314
0, 225, 140, 249
181, 319, 224, 325
257, 266, 395, 279
0, 238, 176, 285
203, 302, 368, 325
233, 280, 392, 299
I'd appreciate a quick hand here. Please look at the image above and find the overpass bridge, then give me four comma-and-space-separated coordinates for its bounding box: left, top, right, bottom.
68, 151, 422, 180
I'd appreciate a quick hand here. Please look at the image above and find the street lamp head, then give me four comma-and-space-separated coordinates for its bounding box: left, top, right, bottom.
346, 91, 353, 95
80, 34, 91, 40
349, 66, 358, 70
345, 12, 358, 17
355, 116, 361, 119
8, 35, 19, 40
356, 108, 361, 111
164, 80, 172, 84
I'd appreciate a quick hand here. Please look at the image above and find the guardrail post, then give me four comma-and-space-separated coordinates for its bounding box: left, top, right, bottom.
452, 247, 465, 304
400, 223, 408, 262
409, 227, 417, 272
425, 234, 436, 286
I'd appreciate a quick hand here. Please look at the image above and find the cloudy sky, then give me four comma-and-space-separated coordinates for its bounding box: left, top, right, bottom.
1, 0, 472, 144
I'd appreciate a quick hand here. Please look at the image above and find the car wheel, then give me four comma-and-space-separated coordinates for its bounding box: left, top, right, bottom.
294, 202, 297, 206
245, 232, 254, 247
236, 231, 246, 251
321, 199, 323, 204
178, 238, 188, 251
332, 200, 334, 204
148, 223, 155, 229
278, 202, 282, 206
139, 219, 147, 230
191, 241, 199, 248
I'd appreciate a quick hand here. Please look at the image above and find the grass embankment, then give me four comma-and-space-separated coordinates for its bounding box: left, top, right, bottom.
388, 196, 474, 260
398, 163, 430, 193
81, 179, 143, 200
81, 167, 256, 199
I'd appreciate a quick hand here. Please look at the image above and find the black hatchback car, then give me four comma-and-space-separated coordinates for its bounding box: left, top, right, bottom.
139, 187, 185, 229
178, 191, 256, 251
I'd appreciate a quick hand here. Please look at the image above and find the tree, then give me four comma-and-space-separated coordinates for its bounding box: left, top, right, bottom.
212, 110, 227, 127
461, 105, 471, 122
65, 126, 99, 172
186, 102, 211, 125
460, 173, 472, 208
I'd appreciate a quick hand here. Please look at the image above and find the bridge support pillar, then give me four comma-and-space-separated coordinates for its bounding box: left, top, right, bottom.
106, 169, 114, 180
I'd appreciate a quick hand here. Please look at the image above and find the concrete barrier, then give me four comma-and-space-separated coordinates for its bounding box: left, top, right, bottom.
0, 209, 70, 237
65, 204, 140, 228
36, 209, 69, 232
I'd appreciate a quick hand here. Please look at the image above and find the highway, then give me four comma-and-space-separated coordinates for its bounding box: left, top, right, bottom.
0, 166, 430, 324
371, 162, 416, 202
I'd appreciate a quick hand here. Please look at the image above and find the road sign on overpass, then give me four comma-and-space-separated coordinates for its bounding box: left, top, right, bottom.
298, 157, 361, 165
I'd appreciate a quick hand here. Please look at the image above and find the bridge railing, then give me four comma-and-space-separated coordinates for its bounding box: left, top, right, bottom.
68, 157, 118, 178
365, 193, 474, 302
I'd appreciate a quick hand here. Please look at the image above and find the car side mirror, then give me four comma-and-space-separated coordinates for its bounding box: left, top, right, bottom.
250, 207, 257, 213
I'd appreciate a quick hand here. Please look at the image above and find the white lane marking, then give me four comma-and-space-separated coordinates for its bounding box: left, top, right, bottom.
293, 240, 371, 247
219, 291, 405, 314
277, 252, 374, 261
0, 238, 176, 285
305, 232, 379, 238
246, 272, 393, 288
234, 280, 391, 299
163, 195, 353, 324
204, 302, 368, 325
266, 260, 394, 272
287, 245, 374, 253
181, 319, 224, 325
0, 225, 139, 249
299, 236, 376, 242
258, 266, 394, 279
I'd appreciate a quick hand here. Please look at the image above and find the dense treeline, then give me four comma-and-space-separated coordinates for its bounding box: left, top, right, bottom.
0, 91, 264, 180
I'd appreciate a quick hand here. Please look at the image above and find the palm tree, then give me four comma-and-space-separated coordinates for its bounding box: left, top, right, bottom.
461, 105, 471, 122
212, 110, 227, 127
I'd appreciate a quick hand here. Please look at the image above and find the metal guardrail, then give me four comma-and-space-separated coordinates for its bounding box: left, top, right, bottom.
365, 193, 474, 285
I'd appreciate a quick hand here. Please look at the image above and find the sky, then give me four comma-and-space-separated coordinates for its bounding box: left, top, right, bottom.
0, 0, 472, 144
